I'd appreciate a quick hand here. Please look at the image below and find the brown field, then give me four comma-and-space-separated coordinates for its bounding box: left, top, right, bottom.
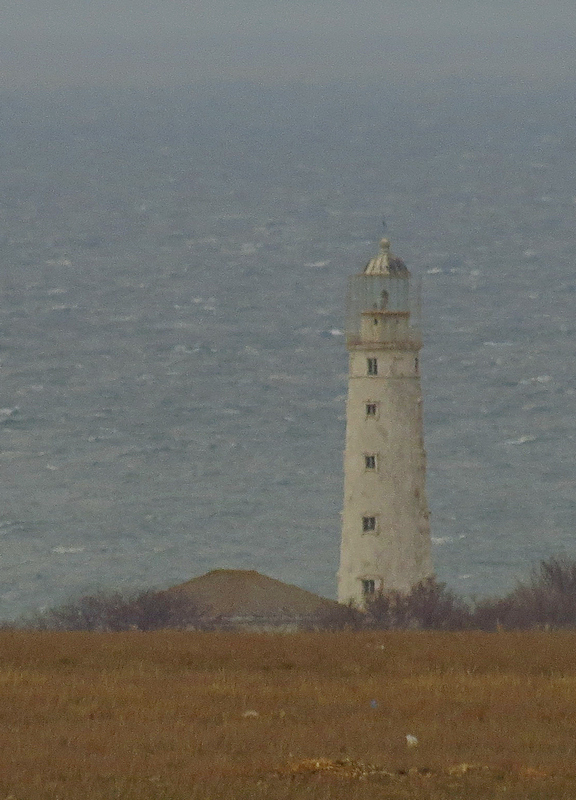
2, 631, 576, 799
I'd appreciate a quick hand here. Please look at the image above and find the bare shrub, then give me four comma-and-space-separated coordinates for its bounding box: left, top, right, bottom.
310, 602, 365, 631
470, 596, 516, 631
366, 578, 472, 630
363, 590, 403, 629
362, 557, 576, 631
405, 578, 472, 630
473, 556, 576, 630
28, 589, 206, 631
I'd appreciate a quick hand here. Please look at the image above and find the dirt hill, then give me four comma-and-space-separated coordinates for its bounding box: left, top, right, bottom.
167, 569, 338, 627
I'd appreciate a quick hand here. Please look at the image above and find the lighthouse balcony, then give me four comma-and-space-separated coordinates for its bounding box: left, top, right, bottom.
345, 334, 422, 350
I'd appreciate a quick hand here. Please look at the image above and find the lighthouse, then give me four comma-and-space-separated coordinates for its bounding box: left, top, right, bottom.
338, 238, 432, 608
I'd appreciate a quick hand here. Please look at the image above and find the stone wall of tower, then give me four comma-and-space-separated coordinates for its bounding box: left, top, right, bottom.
338, 348, 432, 606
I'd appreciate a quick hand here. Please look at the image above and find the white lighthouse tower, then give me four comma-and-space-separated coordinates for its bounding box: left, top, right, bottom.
338, 238, 432, 608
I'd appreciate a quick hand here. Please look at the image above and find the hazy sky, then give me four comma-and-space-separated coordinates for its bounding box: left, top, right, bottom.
2, 0, 575, 89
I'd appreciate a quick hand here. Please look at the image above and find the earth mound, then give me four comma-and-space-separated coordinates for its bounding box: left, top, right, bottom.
167, 569, 338, 628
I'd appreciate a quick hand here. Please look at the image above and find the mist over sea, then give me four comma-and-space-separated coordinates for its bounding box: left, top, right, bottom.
0, 79, 574, 618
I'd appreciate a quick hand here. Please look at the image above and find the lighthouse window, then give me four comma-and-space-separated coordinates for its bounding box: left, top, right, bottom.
365, 402, 378, 417
362, 579, 376, 596
367, 358, 378, 375
365, 454, 377, 470
362, 516, 377, 532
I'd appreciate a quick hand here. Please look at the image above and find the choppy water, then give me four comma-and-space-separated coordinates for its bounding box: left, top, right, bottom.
0, 81, 574, 618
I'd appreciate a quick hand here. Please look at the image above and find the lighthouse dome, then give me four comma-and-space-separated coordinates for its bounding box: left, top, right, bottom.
364, 238, 408, 276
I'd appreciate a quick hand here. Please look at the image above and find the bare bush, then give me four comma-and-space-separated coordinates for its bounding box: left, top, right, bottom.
28, 589, 206, 631
470, 596, 515, 631
473, 556, 576, 630
365, 578, 472, 630
310, 602, 365, 631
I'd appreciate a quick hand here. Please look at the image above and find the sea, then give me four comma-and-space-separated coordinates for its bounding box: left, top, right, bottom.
0, 79, 574, 619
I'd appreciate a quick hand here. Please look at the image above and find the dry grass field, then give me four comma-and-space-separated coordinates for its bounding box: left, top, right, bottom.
1, 631, 576, 799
